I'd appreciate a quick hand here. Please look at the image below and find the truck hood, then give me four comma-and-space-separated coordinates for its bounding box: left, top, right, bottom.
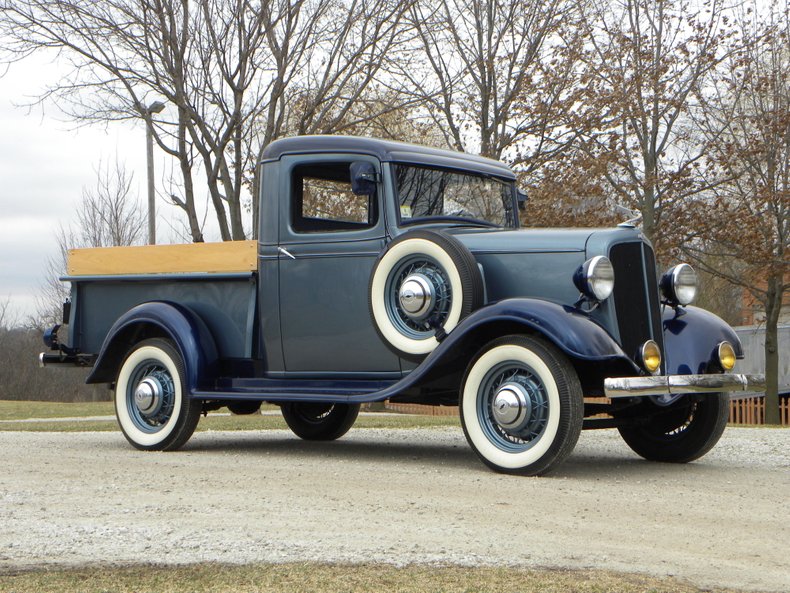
442, 225, 646, 307
447, 227, 596, 255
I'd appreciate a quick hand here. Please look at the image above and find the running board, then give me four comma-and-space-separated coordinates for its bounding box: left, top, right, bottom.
192, 378, 398, 404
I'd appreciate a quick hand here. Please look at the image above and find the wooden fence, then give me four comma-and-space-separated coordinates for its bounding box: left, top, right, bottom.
728, 396, 790, 426
381, 402, 460, 416
380, 396, 790, 426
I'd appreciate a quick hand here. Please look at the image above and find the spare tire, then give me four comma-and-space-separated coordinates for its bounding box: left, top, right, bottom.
369, 229, 483, 360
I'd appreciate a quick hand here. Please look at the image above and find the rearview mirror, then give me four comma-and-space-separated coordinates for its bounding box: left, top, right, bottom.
350, 161, 378, 195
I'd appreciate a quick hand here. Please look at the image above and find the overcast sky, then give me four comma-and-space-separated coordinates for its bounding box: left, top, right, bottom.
0, 55, 177, 322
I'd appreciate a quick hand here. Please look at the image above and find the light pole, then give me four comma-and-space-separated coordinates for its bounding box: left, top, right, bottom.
143, 100, 165, 245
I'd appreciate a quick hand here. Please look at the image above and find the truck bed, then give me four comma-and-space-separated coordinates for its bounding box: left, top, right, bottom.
68, 240, 257, 275
64, 241, 259, 359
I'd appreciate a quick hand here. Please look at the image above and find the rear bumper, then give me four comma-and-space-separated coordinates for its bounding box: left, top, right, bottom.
604, 373, 766, 399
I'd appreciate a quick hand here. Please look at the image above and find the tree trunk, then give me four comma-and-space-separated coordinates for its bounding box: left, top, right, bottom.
640, 169, 657, 251
177, 112, 204, 243
762, 275, 782, 425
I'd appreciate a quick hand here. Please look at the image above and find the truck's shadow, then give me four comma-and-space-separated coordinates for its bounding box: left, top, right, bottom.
180, 431, 706, 479
186, 433, 483, 471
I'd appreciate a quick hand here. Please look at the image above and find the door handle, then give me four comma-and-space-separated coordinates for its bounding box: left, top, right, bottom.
277, 246, 296, 260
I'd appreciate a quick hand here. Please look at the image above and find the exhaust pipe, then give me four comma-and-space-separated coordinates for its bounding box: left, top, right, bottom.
39, 352, 78, 368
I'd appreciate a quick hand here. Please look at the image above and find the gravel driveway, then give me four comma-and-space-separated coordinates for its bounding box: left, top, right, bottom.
0, 426, 788, 592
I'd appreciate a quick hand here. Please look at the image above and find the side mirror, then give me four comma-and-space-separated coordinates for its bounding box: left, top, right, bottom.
350, 161, 378, 195
517, 189, 528, 211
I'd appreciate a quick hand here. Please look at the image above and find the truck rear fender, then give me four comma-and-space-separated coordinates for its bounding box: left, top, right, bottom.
86, 301, 219, 391
413, 298, 639, 394
662, 305, 744, 375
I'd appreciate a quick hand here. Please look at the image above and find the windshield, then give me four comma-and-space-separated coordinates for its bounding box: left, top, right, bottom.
394, 164, 516, 228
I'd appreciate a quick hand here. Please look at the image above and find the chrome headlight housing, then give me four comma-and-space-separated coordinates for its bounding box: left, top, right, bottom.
660, 263, 698, 306
573, 256, 615, 301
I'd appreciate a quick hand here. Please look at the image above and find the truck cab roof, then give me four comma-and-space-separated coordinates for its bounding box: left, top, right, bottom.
260, 135, 516, 181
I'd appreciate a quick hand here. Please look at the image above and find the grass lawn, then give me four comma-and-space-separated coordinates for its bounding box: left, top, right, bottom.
0, 563, 745, 593
0, 400, 458, 432
0, 400, 115, 421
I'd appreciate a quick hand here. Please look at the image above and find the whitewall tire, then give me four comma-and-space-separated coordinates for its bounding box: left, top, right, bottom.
114, 338, 201, 451
369, 230, 483, 360
460, 335, 583, 476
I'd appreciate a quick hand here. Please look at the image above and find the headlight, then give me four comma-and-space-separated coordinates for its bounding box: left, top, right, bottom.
660, 263, 697, 306
573, 256, 615, 301
640, 340, 662, 374
718, 341, 736, 371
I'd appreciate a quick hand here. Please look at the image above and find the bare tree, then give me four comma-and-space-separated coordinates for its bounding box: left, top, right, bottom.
0, 1, 197, 241
401, 0, 579, 167
0, 298, 17, 331
77, 161, 146, 248
693, 262, 746, 327
1, 0, 412, 242
0, 0, 276, 242
572, 0, 733, 260
683, 0, 790, 424
247, 0, 413, 238
35, 160, 145, 329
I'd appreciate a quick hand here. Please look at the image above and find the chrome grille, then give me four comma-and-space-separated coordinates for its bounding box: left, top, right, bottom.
608, 242, 664, 364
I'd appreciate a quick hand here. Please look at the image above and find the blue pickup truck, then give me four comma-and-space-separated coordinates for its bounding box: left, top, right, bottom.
41, 135, 763, 475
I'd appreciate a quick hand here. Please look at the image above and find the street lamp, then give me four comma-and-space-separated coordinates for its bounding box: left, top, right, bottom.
143, 100, 166, 245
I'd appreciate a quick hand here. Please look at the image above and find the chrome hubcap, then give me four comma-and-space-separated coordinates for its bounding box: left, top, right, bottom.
398, 273, 435, 319
492, 382, 532, 430
134, 376, 164, 415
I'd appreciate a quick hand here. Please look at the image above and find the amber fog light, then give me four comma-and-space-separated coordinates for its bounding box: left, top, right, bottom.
718, 341, 736, 371
640, 340, 662, 374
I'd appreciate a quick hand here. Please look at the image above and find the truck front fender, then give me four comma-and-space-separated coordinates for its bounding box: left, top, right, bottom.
444, 298, 633, 361
662, 305, 744, 375
404, 298, 638, 393
86, 301, 219, 392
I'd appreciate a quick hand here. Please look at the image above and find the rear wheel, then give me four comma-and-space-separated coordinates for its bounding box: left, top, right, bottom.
281, 402, 360, 441
227, 401, 262, 415
114, 338, 201, 451
617, 393, 729, 463
460, 335, 583, 476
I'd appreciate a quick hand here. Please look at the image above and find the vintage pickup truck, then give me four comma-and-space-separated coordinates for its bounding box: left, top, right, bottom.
41, 135, 764, 475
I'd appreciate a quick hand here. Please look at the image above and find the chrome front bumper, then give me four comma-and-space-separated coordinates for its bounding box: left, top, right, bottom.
604, 374, 766, 399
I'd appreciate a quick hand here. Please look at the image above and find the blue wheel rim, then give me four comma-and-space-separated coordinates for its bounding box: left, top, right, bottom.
126, 360, 176, 434
477, 361, 550, 453
384, 254, 452, 340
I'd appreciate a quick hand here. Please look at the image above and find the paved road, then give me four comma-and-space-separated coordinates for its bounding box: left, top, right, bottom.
0, 426, 788, 592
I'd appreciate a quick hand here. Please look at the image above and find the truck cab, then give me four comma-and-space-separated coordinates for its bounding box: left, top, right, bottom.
41, 136, 763, 476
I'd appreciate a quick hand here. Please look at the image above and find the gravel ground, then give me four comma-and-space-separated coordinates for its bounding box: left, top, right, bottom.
0, 426, 788, 592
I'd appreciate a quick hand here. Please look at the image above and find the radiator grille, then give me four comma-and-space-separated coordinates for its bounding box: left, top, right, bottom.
608, 242, 664, 364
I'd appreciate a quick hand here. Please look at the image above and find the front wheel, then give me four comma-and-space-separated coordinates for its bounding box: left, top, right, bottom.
617, 393, 729, 463
114, 338, 201, 451
281, 402, 360, 441
460, 335, 583, 476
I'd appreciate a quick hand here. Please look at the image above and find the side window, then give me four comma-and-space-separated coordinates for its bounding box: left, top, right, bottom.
291, 162, 378, 233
